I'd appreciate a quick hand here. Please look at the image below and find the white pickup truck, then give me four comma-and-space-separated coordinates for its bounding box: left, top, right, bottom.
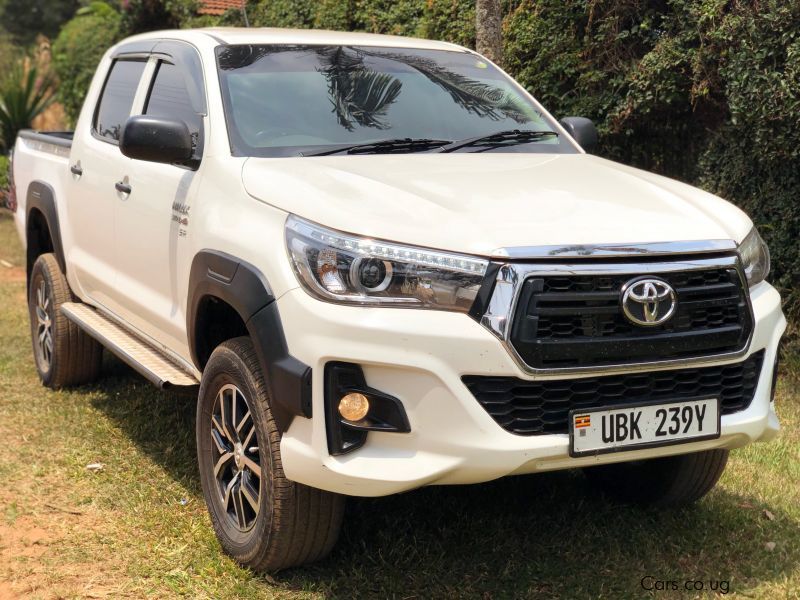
10, 27, 785, 571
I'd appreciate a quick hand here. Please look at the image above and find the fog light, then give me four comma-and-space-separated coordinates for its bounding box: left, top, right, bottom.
338, 392, 370, 421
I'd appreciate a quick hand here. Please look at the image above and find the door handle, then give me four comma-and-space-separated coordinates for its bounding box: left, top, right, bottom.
115, 181, 132, 194
70, 164, 82, 176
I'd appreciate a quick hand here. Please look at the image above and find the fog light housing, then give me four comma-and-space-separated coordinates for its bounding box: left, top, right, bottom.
325, 362, 411, 455
338, 392, 370, 421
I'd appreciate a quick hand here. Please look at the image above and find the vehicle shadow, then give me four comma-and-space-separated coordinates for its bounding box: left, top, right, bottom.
90, 357, 799, 599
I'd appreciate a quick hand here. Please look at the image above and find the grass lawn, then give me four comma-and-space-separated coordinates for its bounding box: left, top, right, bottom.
0, 209, 799, 599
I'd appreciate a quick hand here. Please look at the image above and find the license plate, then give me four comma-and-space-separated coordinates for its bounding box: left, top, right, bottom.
570, 398, 720, 457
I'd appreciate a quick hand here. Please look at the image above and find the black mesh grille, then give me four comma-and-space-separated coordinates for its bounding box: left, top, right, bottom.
510, 266, 752, 369
462, 351, 764, 436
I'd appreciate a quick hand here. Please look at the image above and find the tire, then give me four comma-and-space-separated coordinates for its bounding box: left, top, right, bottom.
28, 253, 102, 388
197, 337, 345, 572
583, 449, 729, 507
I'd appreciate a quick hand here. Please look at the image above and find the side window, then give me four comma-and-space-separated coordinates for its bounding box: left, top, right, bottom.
145, 61, 204, 160
94, 59, 146, 143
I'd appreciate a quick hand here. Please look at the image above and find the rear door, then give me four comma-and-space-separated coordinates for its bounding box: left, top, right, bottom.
108, 41, 207, 354
65, 58, 148, 307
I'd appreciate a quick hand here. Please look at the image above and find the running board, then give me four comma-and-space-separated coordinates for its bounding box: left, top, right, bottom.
61, 302, 199, 390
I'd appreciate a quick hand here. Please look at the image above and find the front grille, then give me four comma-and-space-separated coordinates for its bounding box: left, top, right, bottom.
509, 266, 752, 369
463, 351, 764, 436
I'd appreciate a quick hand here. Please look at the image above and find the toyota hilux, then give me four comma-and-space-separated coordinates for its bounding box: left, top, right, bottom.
9, 27, 784, 570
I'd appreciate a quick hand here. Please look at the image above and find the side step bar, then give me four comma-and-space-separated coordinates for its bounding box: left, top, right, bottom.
61, 302, 199, 390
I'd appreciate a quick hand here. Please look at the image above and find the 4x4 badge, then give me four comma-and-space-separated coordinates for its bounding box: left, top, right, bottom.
621, 278, 677, 326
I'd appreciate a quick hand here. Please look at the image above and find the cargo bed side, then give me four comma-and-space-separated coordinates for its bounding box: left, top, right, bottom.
11, 130, 74, 252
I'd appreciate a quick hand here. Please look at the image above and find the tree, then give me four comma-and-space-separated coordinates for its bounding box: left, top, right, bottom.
0, 0, 79, 46
475, 0, 502, 64
52, 2, 123, 125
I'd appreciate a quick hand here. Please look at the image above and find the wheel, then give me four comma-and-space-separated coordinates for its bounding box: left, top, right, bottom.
28, 253, 102, 388
583, 449, 729, 507
197, 336, 345, 571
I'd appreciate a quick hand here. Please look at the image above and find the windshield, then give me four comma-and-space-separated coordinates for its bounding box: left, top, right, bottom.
215, 44, 578, 157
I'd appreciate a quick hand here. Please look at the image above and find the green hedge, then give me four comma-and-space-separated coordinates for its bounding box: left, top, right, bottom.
245, 1, 474, 43
52, 2, 123, 125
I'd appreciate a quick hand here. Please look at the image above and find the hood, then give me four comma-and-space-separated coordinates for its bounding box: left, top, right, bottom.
241, 153, 751, 257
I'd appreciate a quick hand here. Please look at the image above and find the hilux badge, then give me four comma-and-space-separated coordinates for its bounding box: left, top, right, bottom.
621, 278, 677, 326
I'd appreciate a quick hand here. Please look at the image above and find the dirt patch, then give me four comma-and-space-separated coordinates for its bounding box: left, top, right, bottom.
0, 582, 19, 600
0, 519, 52, 560
0, 509, 127, 599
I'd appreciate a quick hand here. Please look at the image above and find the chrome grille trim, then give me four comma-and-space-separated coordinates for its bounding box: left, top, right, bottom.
480, 255, 755, 377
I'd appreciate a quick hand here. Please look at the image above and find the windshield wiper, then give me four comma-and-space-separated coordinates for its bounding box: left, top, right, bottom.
439, 129, 559, 153
301, 138, 452, 157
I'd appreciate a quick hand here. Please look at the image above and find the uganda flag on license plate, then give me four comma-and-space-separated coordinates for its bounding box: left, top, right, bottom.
574, 415, 591, 429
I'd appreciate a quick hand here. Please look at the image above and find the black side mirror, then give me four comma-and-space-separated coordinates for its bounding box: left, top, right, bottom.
559, 117, 598, 153
120, 115, 193, 164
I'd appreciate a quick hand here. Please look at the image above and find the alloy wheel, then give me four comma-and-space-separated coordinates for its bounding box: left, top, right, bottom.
211, 384, 262, 532
34, 279, 53, 368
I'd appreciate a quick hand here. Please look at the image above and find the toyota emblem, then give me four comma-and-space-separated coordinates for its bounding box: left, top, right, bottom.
621, 278, 677, 326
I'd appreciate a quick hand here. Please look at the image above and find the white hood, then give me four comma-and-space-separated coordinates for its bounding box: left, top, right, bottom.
241, 153, 751, 257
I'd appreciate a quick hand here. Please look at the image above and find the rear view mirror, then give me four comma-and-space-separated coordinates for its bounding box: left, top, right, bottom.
120, 115, 193, 165
560, 117, 598, 153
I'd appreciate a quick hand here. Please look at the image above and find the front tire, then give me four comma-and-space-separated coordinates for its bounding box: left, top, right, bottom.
28, 253, 102, 388
197, 337, 345, 571
583, 449, 729, 507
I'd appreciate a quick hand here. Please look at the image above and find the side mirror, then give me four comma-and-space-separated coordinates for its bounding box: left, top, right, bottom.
559, 117, 598, 153
120, 115, 193, 164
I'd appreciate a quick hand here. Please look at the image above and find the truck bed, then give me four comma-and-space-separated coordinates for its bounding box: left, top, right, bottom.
11, 130, 75, 249
18, 130, 74, 148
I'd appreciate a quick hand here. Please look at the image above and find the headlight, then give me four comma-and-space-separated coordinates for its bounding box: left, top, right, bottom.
738, 227, 770, 287
285, 215, 488, 311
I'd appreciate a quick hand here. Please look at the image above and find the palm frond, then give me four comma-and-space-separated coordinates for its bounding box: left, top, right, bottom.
317, 47, 403, 131
363, 50, 529, 124
0, 60, 55, 150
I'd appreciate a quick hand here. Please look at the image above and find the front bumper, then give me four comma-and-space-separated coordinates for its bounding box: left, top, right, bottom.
278, 281, 785, 497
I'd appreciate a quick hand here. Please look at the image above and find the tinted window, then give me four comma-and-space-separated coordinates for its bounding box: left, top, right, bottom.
216, 45, 577, 157
144, 61, 204, 159
94, 60, 146, 143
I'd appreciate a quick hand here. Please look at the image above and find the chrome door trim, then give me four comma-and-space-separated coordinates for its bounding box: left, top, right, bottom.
491, 239, 738, 260
481, 255, 755, 377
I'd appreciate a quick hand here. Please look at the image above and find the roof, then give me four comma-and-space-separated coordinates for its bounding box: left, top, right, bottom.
197, 0, 242, 16
199, 27, 467, 51
115, 27, 470, 54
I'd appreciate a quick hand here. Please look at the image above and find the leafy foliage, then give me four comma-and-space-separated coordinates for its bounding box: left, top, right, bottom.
0, 0, 79, 45
503, 0, 800, 312
52, 2, 123, 125
122, 0, 183, 35
0, 154, 8, 192
0, 61, 55, 151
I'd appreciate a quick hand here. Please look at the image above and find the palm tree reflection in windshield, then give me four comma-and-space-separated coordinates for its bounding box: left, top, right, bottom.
315, 46, 402, 131
216, 44, 532, 137
359, 49, 528, 124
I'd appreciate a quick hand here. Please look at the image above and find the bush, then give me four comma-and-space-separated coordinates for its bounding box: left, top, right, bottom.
0, 60, 55, 151
503, 0, 800, 312
0, 155, 8, 189
245, 0, 474, 43
52, 2, 123, 126
0, 0, 79, 46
